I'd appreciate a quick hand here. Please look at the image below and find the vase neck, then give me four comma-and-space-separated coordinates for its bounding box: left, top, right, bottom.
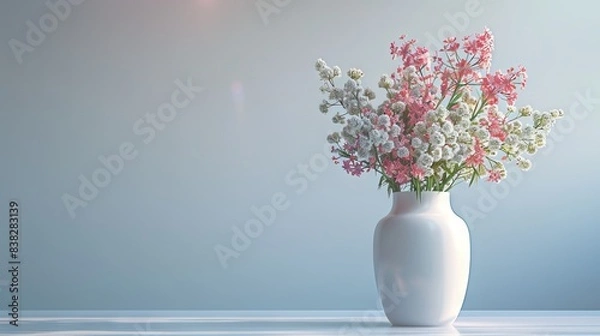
390, 192, 452, 215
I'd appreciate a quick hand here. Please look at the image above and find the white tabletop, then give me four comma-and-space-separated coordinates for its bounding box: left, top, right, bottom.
2, 310, 600, 335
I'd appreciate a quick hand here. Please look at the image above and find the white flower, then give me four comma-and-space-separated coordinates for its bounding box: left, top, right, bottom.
445, 131, 458, 144
507, 105, 516, 113
396, 146, 410, 158
435, 106, 449, 120
320, 67, 335, 80
527, 143, 537, 154
347, 68, 364, 80
386, 89, 399, 99
468, 125, 480, 134
554, 109, 565, 118
456, 118, 471, 131
509, 120, 522, 131
428, 123, 441, 135
425, 110, 438, 123
332, 113, 345, 124
332, 66, 341, 77
391, 101, 406, 113
452, 154, 465, 164
381, 141, 395, 153
448, 111, 460, 123
505, 134, 519, 146
541, 112, 552, 123
475, 128, 490, 141
319, 101, 329, 113
450, 143, 461, 154
326, 132, 340, 143
460, 143, 475, 156
519, 105, 533, 117
431, 131, 446, 146
488, 138, 502, 151
435, 107, 449, 120
346, 116, 362, 132
358, 95, 370, 106
348, 103, 362, 115
417, 153, 434, 168
370, 129, 389, 145
503, 144, 515, 154
377, 115, 391, 128
457, 131, 473, 144
411, 137, 423, 148
516, 157, 532, 171
341, 127, 355, 141
534, 132, 546, 148
390, 124, 401, 137
456, 102, 471, 117
357, 147, 371, 160
442, 146, 454, 160
358, 136, 372, 150
441, 120, 454, 134
380, 130, 390, 144
431, 147, 442, 162
319, 84, 330, 93
414, 121, 427, 135
378, 75, 394, 89
363, 88, 376, 100
522, 125, 535, 138
361, 122, 373, 133
537, 116, 551, 129
315, 58, 327, 71
329, 88, 344, 100
344, 80, 357, 92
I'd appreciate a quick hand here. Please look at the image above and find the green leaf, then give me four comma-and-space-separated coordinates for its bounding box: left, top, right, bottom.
468, 167, 478, 187
377, 175, 385, 189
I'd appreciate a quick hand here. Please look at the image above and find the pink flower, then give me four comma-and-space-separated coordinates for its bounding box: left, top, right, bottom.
465, 138, 486, 166
391, 35, 431, 70
382, 158, 412, 185
410, 164, 426, 180
442, 37, 460, 52
341, 158, 365, 177
487, 169, 502, 183
463, 27, 494, 70
481, 66, 527, 105
480, 107, 507, 141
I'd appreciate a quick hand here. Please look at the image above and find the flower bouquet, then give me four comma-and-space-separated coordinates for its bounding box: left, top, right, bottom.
315, 28, 563, 198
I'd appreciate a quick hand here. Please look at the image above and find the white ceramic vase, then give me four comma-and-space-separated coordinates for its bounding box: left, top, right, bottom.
373, 191, 470, 326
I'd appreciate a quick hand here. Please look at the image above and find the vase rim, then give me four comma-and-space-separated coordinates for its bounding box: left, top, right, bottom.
390, 191, 452, 213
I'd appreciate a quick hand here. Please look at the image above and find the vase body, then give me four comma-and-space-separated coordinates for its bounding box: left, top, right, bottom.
373, 191, 470, 326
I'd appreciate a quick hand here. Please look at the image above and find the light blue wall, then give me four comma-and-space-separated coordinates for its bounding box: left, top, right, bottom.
1, 0, 599, 310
